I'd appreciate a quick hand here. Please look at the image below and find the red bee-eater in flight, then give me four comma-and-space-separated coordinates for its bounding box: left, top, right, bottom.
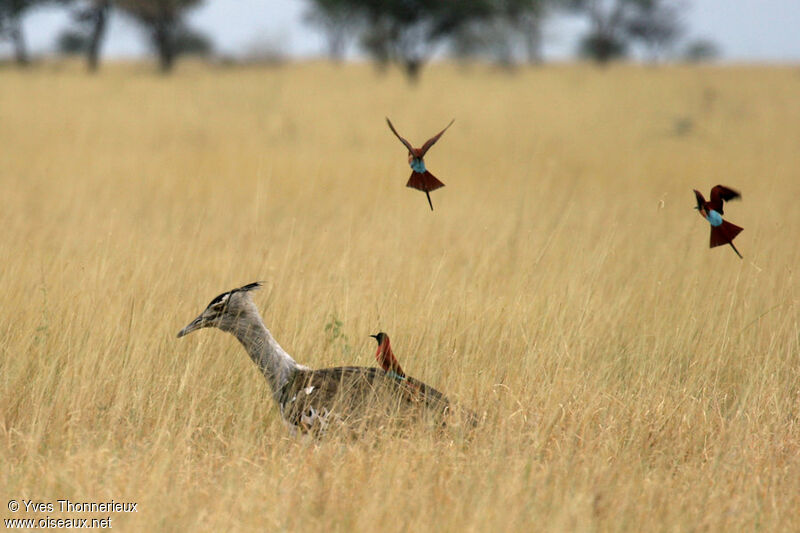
386, 117, 454, 211
693, 185, 743, 259
370, 332, 406, 381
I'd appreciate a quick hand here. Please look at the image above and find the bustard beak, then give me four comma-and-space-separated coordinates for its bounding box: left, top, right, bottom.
177, 314, 204, 338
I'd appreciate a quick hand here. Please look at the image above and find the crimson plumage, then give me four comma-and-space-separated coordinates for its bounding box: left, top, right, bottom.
386, 117, 453, 210
693, 185, 743, 258
370, 332, 406, 379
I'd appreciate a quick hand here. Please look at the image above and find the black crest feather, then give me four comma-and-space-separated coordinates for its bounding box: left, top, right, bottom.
235, 281, 263, 293
207, 281, 263, 307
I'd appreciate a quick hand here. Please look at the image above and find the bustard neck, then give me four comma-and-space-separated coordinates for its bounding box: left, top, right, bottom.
228, 312, 302, 400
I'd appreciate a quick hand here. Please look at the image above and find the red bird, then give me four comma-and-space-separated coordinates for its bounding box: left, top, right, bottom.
370, 332, 406, 380
386, 117, 454, 211
693, 185, 743, 259
370, 331, 478, 425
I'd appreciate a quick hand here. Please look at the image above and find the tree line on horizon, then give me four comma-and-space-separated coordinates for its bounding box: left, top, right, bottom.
0, 0, 719, 79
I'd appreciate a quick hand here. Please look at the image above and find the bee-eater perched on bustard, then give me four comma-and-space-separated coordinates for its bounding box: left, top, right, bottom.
370, 332, 405, 380
386, 117, 453, 211
367, 331, 475, 421
693, 185, 744, 259
177, 283, 462, 435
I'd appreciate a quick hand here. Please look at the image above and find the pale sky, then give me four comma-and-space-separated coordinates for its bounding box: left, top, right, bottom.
5, 0, 800, 62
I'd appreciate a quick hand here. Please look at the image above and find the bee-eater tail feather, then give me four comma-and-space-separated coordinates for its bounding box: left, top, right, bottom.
407, 171, 445, 193
710, 220, 743, 248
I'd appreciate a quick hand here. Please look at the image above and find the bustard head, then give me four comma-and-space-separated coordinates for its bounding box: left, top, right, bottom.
177, 282, 263, 338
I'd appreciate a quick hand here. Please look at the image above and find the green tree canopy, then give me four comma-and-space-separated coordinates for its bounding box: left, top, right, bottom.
0, 0, 41, 64
116, 0, 206, 72
339, 0, 494, 81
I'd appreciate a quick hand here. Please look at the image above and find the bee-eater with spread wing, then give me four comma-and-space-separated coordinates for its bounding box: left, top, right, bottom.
386, 117, 453, 210
693, 185, 744, 259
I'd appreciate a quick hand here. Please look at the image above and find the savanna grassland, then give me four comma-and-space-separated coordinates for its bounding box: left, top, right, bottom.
1, 61, 799, 531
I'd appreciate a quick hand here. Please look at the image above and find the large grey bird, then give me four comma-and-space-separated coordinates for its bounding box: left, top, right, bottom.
177, 282, 464, 435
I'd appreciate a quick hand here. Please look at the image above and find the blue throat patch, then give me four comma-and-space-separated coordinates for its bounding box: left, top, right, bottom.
410, 158, 426, 173
707, 210, 723, 227
386, 370, 405, 381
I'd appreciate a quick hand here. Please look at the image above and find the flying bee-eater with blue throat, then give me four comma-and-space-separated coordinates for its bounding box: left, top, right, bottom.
386, 117, 454, 211
693, 185, 744, 259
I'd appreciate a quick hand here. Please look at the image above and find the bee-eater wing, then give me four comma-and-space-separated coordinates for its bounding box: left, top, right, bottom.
709, 185, 741, 214
386, 353, 405, 378
418, 119, 454, 157
386, 117, 416, 154
693, 189, 706, 211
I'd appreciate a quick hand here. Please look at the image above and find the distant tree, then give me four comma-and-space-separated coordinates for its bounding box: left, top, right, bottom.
564, 0, 687, 64
172, 25, 211, 56
56, 0, 110, 71
450, 17, 516, 67
563, 0, 636, 63
451, 0, 550, 66
56, 27, 89, 54
501, 0, 550, 64
76, 0, 110, 71
625, 0, 684, 63
682, 38, 720, 63
359, 15, 392, 71
0, 0, 39, 65
304, 0, 362, 62
577, 31, 627, 62
341, 0, 493, 82
116, 0, 204, 72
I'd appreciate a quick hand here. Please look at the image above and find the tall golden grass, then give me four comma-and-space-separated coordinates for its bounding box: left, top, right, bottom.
1, 61, 799, 531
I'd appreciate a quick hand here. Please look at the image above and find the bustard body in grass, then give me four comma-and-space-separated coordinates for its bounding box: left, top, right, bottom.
177, 283, 455, 434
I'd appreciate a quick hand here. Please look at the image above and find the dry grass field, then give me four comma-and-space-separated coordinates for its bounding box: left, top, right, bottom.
1, 61, 799, 531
